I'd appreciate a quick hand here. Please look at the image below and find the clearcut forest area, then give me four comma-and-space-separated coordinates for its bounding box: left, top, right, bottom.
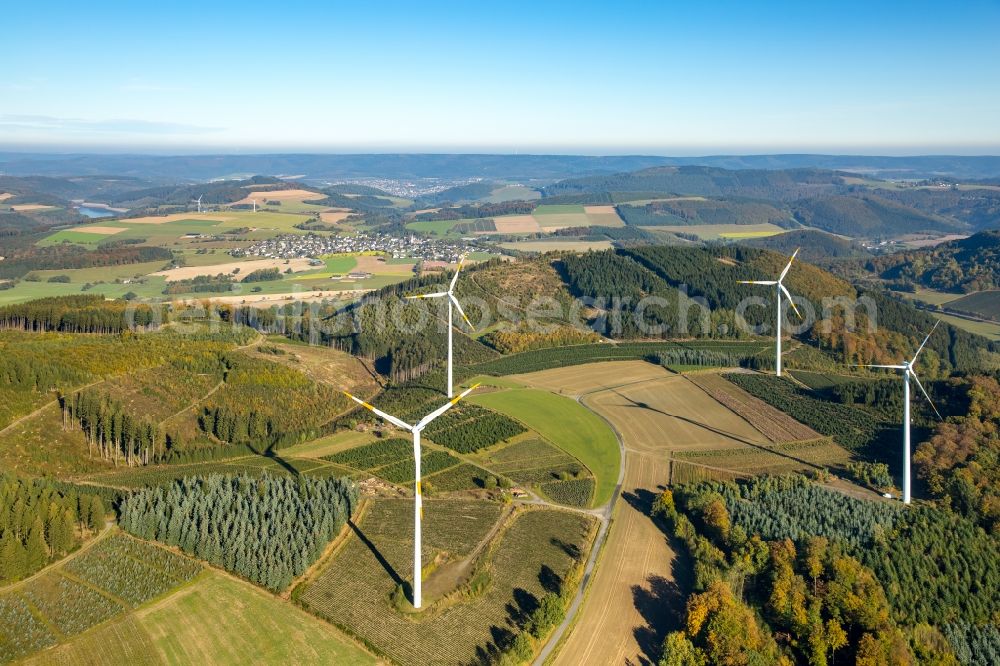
0, 153, 999, 666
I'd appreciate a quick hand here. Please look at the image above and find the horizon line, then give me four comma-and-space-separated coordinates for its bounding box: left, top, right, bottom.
1, 147, 1000, 159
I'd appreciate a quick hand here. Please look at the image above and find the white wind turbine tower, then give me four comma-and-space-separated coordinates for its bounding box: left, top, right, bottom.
738, 249, 802, 377
343, 384, 480, 608
856, 322, 942, 504
406, 256, 473, 398
193, 195, 203, 213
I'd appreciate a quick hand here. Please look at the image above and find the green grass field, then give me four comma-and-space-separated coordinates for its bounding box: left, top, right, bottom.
26, 571, 377, 665
26, 261, 169, 283
469, 388, 619, 506
37, 211, 315, 249
321, 254, 360, 273
485, 185, 541, 203
929, 311, 1000, 341
138, 572, 376, 665
640, 223, 786, 240
405, 218, 469, 235
908, 288, 962, 307
37, 230, 112, 246
0, 276, 169, 306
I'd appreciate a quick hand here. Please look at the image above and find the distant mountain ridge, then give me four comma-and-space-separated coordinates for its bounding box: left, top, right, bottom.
1, 152, 999, 181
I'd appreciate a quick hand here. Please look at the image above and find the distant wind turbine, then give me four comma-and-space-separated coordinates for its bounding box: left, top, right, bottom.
344, 384, 480, 608
855, 322, 942, 504
193, 195, 203, 213
738, 249, 802, 377
406, 256, 473, 398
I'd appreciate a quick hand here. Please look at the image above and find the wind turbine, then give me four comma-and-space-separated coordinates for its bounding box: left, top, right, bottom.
738, 249, 802, 377
856, 322, 942, 504
406, 256, 473, 398
343, 383, 480, 608
193, 195, 203, 213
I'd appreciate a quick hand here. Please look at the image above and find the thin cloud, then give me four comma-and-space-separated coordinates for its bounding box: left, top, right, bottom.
0, 114, 221, 135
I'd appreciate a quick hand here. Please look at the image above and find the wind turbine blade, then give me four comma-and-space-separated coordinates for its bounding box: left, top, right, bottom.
854, 364, 907, 369
342, 391, 413, 430
416, 383, 480, 429
449, 255, 465, 292
737, 280, 777, 285
909, 372, 943, 420
779, 248, 800, 281
405, 291, 448, 300
911, 320, 941, 364
778, 283, 801, 318
450, 294, 473, 329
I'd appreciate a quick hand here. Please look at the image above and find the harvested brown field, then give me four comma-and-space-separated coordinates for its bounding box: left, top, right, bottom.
152, 258, 314, 281
319, 209, 353, 224
492, 215, 541, 233
244, 342, 378, 394
672, 439, 851, 477
513, 362, 860, 665
499, 240, 612, 252
353, 254, 416, 275
122, 213, 233, 225
899, 233, 970, 248
77, 226, 126, 235
538, 364, 686, 664
233, 189, 324, 205
587, 374, 770, 454
583, 205, 625, 227
171, 290, 370, 308
10, 204, 56, 211
0, 193, 13, 201
510, 360, 665, 396
688, 373, 820, 443
553, 452, 678, 666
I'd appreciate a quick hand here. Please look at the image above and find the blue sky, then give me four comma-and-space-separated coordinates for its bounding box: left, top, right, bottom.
2, 0, 999, 153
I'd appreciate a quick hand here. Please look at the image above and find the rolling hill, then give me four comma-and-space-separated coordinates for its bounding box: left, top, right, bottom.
868, 230, 1000, 292
738, 229, 871, 262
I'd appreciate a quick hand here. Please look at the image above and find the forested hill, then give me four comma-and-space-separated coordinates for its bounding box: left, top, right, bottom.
0, 175, 155, 205
738, 229, 870, 262
540, 165, 983, 236
867, 229, 1000, 292
543, 166, 846, 201
108, 175, 296, 209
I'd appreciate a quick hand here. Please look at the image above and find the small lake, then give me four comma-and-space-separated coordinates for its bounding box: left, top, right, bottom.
77, 206, 116, 219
